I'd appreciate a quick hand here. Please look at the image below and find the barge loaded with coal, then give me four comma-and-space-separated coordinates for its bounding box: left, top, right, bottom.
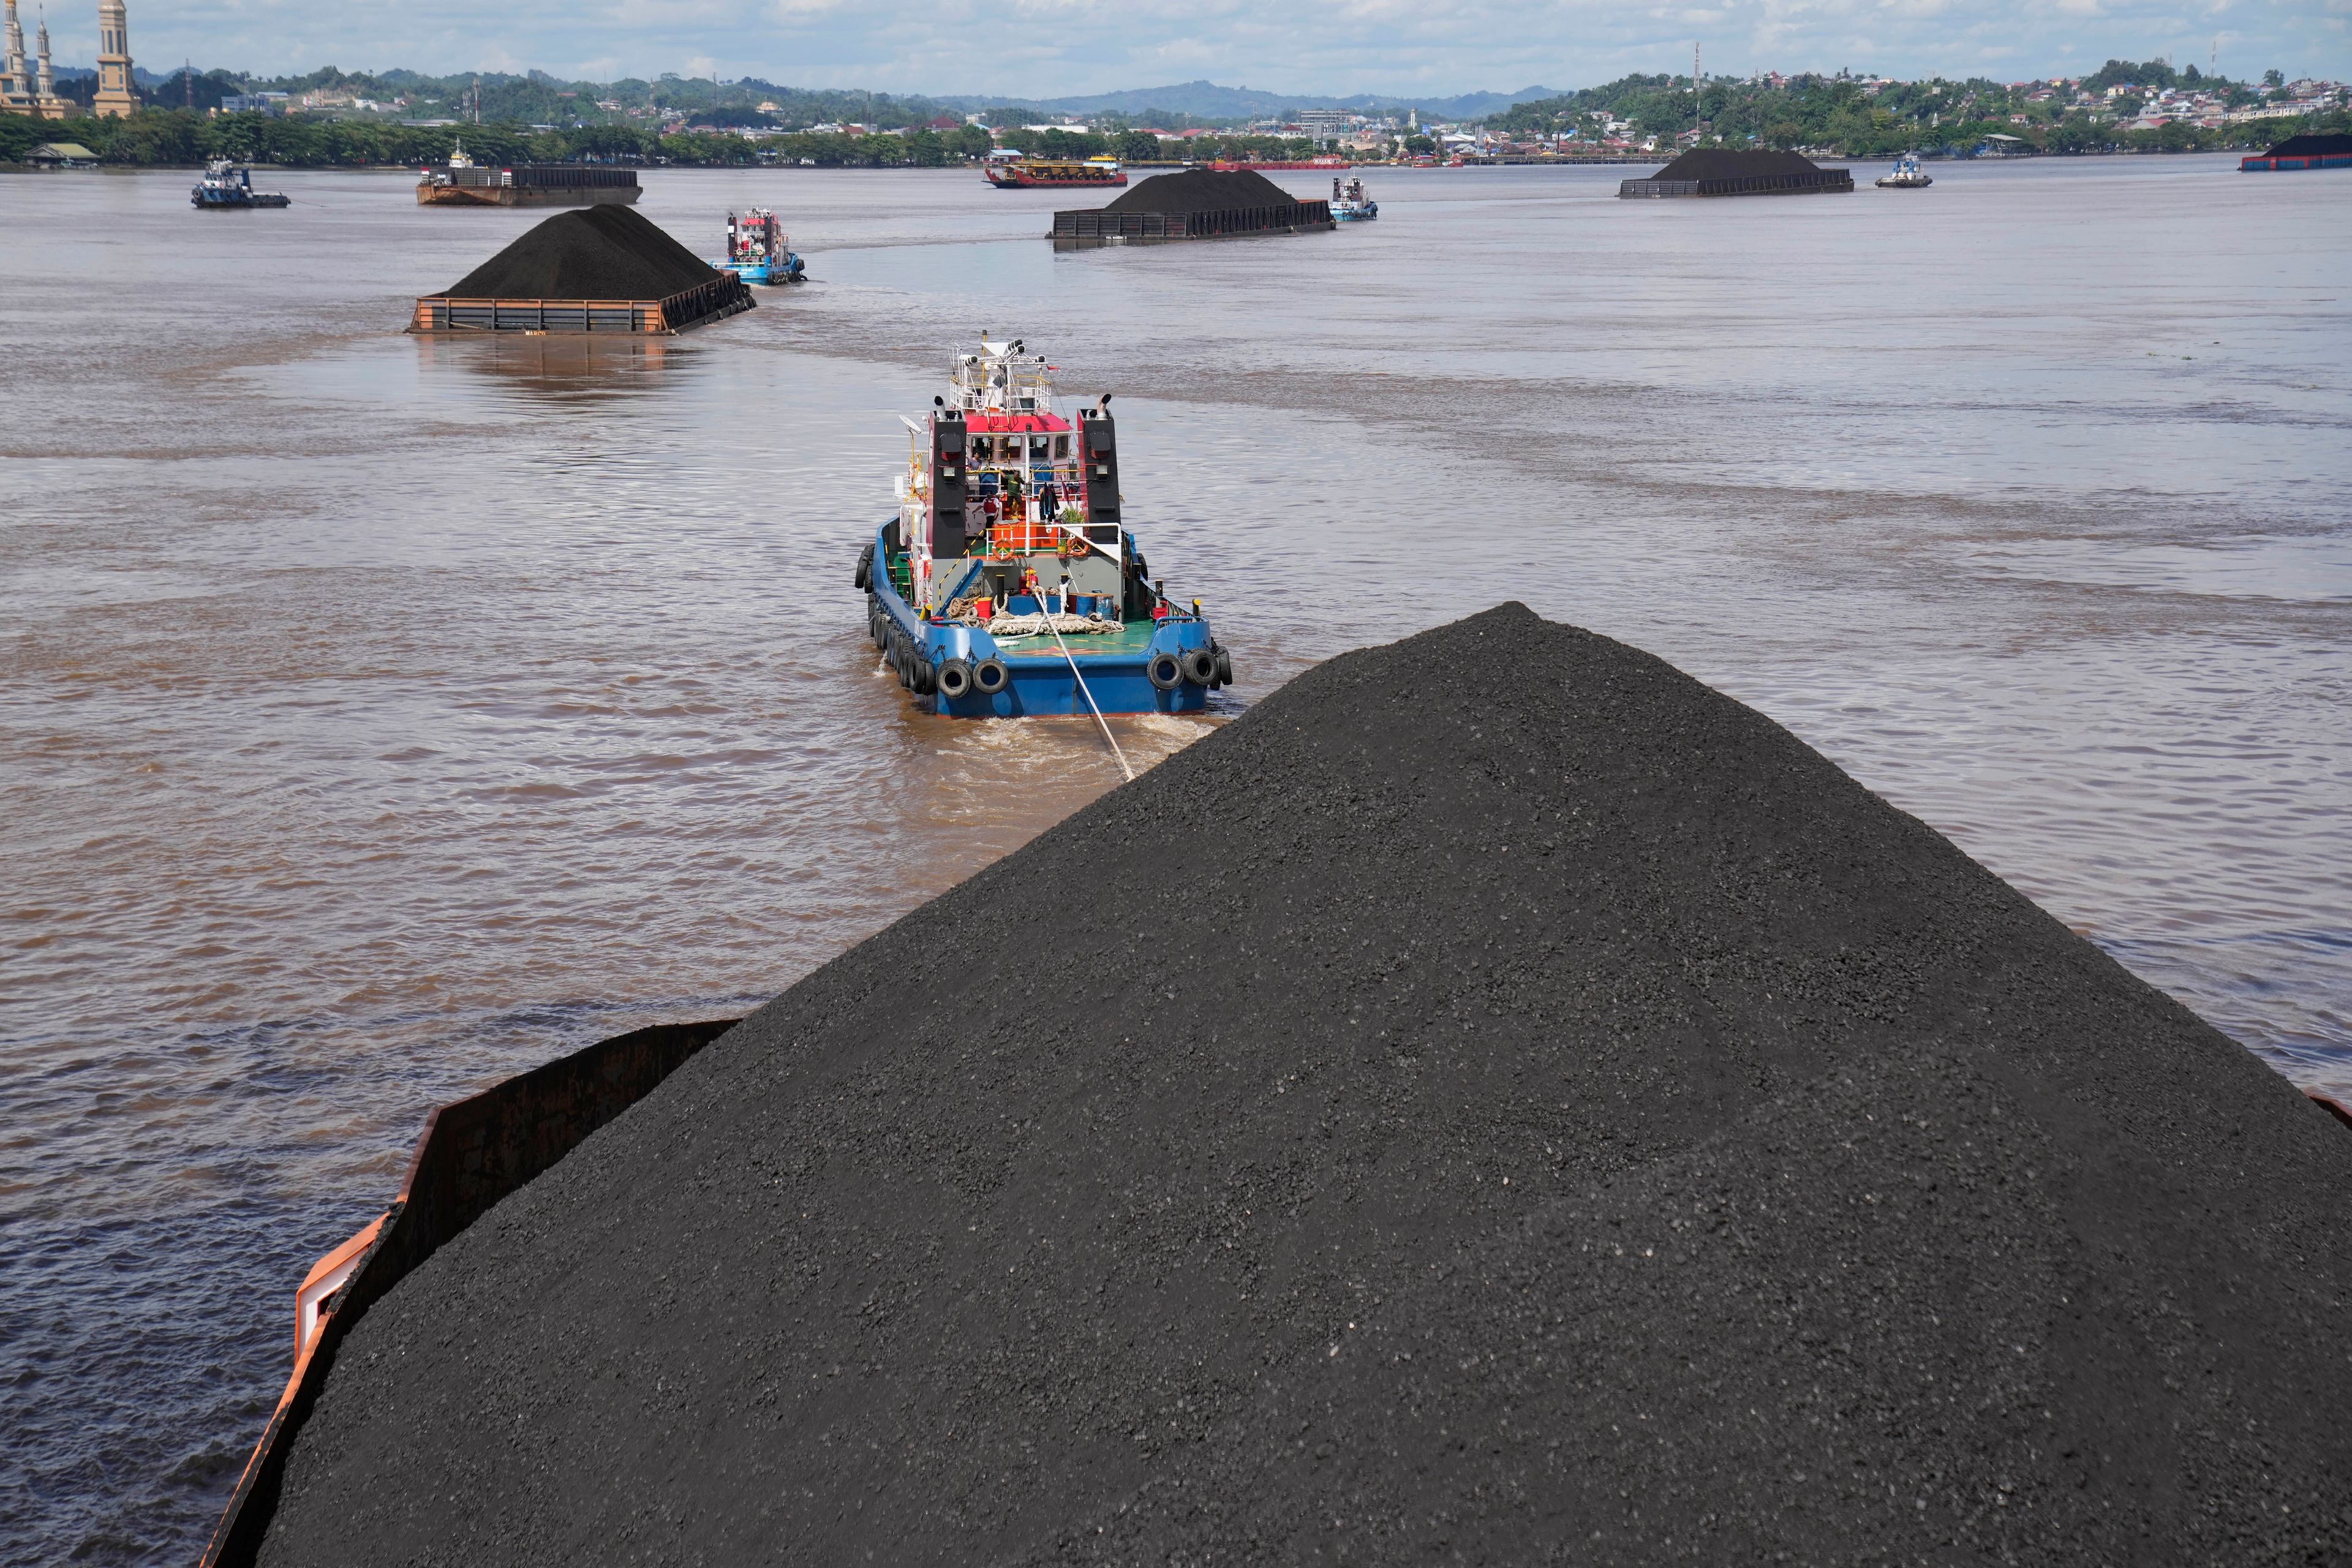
1052, 167, 1333, 247
859, 337, 1230, 717
1621, 148, 1853, 198
409, 206, 752, 336
2239, 132, 2352, 173
416, 143, 640, 207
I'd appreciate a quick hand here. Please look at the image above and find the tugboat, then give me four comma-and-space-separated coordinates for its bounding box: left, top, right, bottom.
857, 337, 1231, 718
1875, 152, 1932, 189
191, 159, 290, 209
1329, 173, 1378, 221
712, 208, 804, 284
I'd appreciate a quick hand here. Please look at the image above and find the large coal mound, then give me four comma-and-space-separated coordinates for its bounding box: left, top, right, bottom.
1106, 166, 1299, 214
439, 205, 720, 301
2258, 132, 2352, 159
1651, 147, 1833, 181
257, 606, 2352, 1565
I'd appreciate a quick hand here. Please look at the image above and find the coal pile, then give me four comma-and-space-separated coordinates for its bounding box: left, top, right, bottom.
1104, 165, 1300, 214
2256, 132, 2352, 158
1651, 148, 1834, 182
437, 206, 721, 301
257, 606, 2352, 1565
1623, 148, 1852, 198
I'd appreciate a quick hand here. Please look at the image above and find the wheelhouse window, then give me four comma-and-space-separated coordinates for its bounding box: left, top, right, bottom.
1053, 435, 1070, 459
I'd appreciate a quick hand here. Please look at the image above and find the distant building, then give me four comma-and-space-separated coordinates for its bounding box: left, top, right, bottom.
219, 91, 283, 114
26, 137, 97, 162
1294, 108, 1349, 137
91, 0, 132, 116
2, 1, 72, 118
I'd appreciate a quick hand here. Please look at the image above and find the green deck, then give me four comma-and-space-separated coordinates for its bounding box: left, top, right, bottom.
990, 620, 1162, 662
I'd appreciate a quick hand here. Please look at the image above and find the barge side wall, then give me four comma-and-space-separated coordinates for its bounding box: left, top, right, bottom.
200, 1016, 743, 1568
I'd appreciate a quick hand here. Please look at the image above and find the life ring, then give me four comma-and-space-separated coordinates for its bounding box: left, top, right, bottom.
973, 657, 1011, 696
1147, 650, 1185, 692
1181, 647, 1216, 686
937, 658, 974, 700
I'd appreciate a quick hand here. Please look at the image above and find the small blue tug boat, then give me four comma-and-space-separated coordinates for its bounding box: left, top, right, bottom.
711, 208, 803, 284
858, 338, 1231, 718
1329, 173, 1378, 221
191, 159, 290, 209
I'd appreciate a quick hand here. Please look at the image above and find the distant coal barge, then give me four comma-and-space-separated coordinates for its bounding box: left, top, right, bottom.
1052, 167, 1333, 247
2239, 132, 2352, 173
1621, 148, 1853, 198
417, 143, 639, 208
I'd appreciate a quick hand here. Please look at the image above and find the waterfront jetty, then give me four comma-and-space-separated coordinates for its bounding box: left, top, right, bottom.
1052, 166, 1333, 246
409, 206, 751, 336
229, 605, 2352, 1567
1621, 147, 1853, 198
2240, 132, 2352, 172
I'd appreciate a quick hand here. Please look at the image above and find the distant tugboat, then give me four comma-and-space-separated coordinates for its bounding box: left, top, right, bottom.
858, 337, 1229, 718
191, 159, 290, 208
1329, 173, 1378, 221
711, 209, 804, 284
1875, 152, 1932, 189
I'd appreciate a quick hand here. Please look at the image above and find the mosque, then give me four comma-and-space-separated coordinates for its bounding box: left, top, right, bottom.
1, 0, 135, 119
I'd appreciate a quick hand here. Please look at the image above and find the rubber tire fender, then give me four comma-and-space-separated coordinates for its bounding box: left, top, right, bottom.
1212, 643, 1233, 687
913, 657, 938, 696
853, 548, 870, 592
1147, 650, 1185, 692
1180, 647, 1216, 687
936, 658, 974, 701
973, 657, 1011, 696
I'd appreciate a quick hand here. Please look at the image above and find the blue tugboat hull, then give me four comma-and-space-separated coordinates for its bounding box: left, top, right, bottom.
712, 253, 804, 285
864, 530, 1214, 717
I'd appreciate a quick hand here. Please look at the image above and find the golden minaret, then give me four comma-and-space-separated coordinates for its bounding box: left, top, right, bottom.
1, 0, 32, 113
91, 0, 132, 116
35, 9, 69, 118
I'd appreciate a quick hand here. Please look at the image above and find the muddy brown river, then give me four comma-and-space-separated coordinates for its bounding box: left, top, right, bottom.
2, 156, 2346, 1563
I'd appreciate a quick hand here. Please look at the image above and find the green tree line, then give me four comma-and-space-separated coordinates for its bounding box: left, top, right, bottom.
0, 108, 1007, 167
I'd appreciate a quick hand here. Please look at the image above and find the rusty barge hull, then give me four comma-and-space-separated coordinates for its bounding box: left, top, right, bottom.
408, 275, 753, 336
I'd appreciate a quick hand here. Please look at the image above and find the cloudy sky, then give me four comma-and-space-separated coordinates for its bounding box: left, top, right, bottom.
65, 0, 2352, 93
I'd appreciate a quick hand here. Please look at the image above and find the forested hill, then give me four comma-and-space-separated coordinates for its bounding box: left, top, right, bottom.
1493, 62, 2346, 157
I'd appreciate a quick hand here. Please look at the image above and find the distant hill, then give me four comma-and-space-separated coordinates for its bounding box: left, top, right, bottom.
941, 79, 1569, 121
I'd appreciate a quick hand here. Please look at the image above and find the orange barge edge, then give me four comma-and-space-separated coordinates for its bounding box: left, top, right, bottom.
200, 1017, 741, 1568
